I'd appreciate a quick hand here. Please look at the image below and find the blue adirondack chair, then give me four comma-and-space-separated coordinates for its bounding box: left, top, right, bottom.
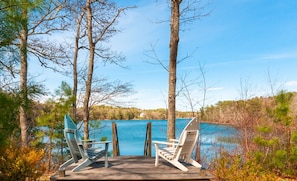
60, 114, 110, 172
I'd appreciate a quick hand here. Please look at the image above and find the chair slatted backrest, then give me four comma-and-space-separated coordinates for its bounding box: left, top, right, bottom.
173, 118, 199, 159
64, 115, 83, 162
179, 130, 199, 158
64, 114, 83, 139
184, 117, 199, 132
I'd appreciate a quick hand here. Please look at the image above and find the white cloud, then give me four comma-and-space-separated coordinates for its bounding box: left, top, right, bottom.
285, 81, 297, 87
207, 87, 224, 91
259, 52, 297, 60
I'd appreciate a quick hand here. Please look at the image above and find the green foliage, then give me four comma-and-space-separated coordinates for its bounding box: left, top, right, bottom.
0, 0, 46, 49
257, 126, 272, 133
36, 81, 74, 171
212, 151, 278, 181
273, 150, 287, 169
254, 136, 279, 147
211, 91, 297, 179
292, 132, 297, 143
0, 145, 46, 181
272, 91, 293, 124
0, 91, 19, 147
253, 133, 297, 177
0, 0, 19, 47
100, 136, 108, 141
252, 91, 297, 178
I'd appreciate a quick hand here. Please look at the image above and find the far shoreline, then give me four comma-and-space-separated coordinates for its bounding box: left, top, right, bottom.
93, 118, 235, 127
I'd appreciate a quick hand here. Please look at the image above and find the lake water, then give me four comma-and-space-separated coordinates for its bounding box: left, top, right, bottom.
78, 118, 238, 165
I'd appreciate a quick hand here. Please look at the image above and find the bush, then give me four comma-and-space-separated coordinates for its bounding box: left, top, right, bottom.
0, 145, 46, 181
211, 150, 278, 181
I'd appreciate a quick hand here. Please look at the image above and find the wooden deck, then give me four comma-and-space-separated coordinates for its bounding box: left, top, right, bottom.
50, 156, 214, 181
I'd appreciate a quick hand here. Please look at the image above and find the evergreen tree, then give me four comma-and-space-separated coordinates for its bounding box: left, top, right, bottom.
36, 81, 74, 171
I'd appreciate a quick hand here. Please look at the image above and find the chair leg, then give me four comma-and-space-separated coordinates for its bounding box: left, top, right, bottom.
154, 144, 160, 167
104, 143, 109, 168
185, 157, 202, 168
155, 155, 159, 167
72, 159, 93, 172
171, 160, 188, 172
59, 158, 75, 170
104, 152, 108, 168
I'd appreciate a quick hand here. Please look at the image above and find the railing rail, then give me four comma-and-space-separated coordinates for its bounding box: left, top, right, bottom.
144, 122, 152, 157
112, 122, 120, 157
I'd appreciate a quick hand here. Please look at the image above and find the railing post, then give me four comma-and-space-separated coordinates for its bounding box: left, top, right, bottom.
144, 122, 152, 157
112, 122, 120, 157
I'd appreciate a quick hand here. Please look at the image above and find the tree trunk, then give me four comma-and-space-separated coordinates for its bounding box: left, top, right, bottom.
82, 0, 95, 140
19, 2, 29, 148
167, 0, 180, 140
72, 15, 82, 120
72, 48, 77, 120
48, 128, 53, 172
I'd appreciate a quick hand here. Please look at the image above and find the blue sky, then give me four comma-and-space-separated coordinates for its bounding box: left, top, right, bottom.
33, 0, 297, 111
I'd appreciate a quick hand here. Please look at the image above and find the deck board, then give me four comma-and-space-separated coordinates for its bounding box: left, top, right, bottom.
50, 156, 214, 181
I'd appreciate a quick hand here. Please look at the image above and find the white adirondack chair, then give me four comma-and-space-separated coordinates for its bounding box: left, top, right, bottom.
153, 118, 201, 172
60, 115, 110, 172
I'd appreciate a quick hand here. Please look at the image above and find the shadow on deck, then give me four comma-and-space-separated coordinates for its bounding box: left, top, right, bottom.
50, 156, 214, 181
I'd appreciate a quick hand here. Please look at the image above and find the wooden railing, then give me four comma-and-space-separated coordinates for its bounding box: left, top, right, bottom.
144, 122, 152, 157
112, 122, 120, 157
112, 122, 152, 157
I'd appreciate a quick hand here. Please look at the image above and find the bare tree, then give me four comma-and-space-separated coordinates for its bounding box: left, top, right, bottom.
265, 67, 283, 97
179, 61, 207, 116
64, 0, 86, 120
167, 0, 210, 140
82, 0, 131, 140
145, 0, 209, 140
178, 61, 209, 163
235, 78, 260, 153
167, 0, 180, 140
63, 1, 135, 142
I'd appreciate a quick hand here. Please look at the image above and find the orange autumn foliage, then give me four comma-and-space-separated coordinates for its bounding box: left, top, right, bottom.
0, 145, 46, 181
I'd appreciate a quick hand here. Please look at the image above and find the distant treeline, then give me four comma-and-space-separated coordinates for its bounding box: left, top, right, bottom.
76, 106, 194, 121
75, 91, 297, 124
200, 91, 297, 125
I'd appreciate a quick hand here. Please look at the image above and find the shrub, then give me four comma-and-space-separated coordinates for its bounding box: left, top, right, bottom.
211, 150, 278, 181
0, 145, 46, 181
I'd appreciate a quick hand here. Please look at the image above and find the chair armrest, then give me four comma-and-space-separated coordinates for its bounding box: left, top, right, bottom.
78, 141, 111, 149
153, 141, 178, 146
91, 141, 111, 144
82, 141, 111, 145
169, 139, 179, 142
81, 139, 95, 143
